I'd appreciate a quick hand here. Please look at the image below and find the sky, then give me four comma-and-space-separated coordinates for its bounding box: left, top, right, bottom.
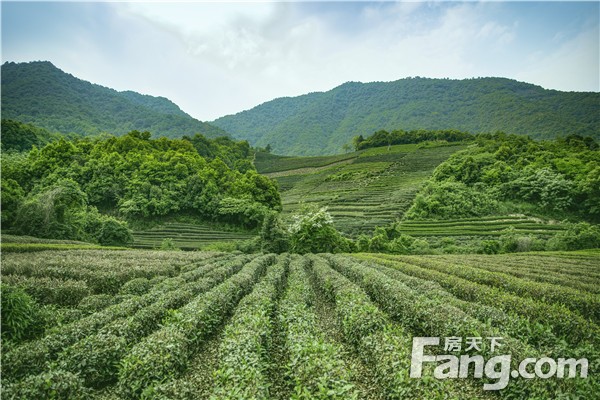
2, 1, 599, 121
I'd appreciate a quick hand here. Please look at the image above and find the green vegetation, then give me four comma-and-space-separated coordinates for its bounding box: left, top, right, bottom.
2, 250, 597, 398
1, 61, 227, 139
406, 133, 600, 221
2, 130, 280, 244
0, 234, 120, 252
0, 243, 125, 253
255, 151, 357, 174
2, 54, 599, 400
132, 222, 256, 250
286, 205, 353, 254
257, 142, 468, 237
213, 77, 600, 156
211, 257, 287, 399
1, 285, 43, 343
252, 131, 599, 255
353, 128, 474, 151
1, 119, 75, 152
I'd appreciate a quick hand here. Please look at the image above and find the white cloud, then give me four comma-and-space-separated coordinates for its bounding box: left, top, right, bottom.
517, 25, 600, 92
4, 2, 596, 121
73, 2, 600, 119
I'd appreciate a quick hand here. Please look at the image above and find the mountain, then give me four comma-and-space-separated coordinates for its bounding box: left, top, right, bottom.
212, 77, 600, 156
1, 61, 227, 139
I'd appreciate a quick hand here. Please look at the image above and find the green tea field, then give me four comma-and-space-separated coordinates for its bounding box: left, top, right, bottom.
2, 250, 598, 399
132, 223, 256, 250
257, 143, 469, 236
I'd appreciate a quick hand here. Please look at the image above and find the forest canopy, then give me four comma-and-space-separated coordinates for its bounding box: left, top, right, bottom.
353, 129, 474, 150
1, 131, 281, 243
213, 77, 600, 156
1, 61, 227, 139
405, 133, 600, 221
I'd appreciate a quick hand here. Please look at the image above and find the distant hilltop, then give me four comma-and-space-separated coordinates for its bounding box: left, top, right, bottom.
1, 61, 227, 139
212, 77, 600, 156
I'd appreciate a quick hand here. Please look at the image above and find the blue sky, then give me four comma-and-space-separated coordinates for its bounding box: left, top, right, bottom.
2, 1, 599, 121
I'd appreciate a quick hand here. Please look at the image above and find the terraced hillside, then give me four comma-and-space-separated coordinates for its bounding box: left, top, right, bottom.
132, 223, 256, 250
2, 250, 598, 398
257, 143, 468, 236
395, 215, 567, 237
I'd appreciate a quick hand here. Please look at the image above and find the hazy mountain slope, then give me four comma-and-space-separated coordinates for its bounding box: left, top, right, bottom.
213, 77, 600, 156
1, 61, 228, 138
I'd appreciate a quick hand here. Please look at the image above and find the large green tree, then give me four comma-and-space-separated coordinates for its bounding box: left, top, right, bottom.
2, 130, 281, 240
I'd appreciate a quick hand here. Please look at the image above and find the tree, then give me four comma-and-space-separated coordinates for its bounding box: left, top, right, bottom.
1, 178, 24, 227
547, 223, 600, 251
512, 168, 575, 212
352, 135, 365, 151
259, 212, 289, 253
405, 181, 498, 219
287, 205, 351, 253
217, 197, 269, 228
14, 179, 88, 239
2, 130, 281, 238
96, 218, 133, 246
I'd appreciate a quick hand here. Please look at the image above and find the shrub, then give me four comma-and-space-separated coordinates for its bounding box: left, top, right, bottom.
368, 234, 388, 252
510, 168, 575, 213
2, 369, 90, 400
1, 178, 24, 228
236, 237, 261, 253
385, 234, 415, 254
217, 197, 269, 229
200, 241, 237, 252
259, 212, 289, 253
547, 222, 600, 251
356, 235, 370, 252
13, 179, 87, 240
409, 238, 431, 254
11, 180, 133, 246
1, 285, 39, 343
0, 276, 90, 306
500, 228, 547, 253
58, 333, 128, 388
77, 294, 116, 314
405, 181, 499, 219
96, 217, 133, 246
287, 206, 351, 254
479, 240, 500, 254
119, 278, 152, 296
159, 238, 179, 251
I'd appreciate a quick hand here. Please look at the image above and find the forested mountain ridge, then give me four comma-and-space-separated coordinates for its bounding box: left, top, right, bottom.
212, 77, 600, 156
1, 61, 227, 139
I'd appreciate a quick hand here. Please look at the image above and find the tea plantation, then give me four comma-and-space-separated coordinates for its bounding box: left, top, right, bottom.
2, 250, 598, 399
132, 223, 256, 250
257, 143, 469, 236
